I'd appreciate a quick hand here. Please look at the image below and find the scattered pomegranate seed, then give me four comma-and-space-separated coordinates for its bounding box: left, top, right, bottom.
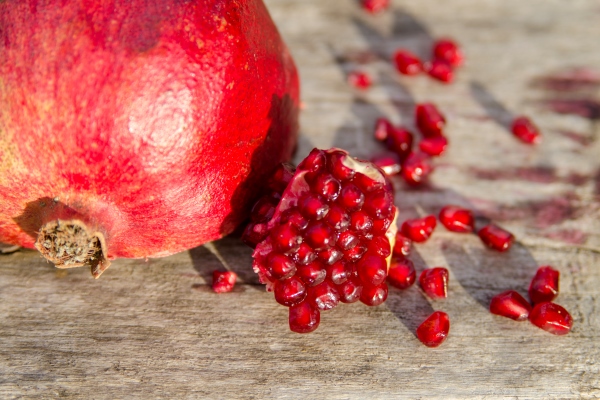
387, 257, 416, 289
419, 267, 449, 299
374, 118, 393, 142
371, 153, 402, 176
432, 38, 464, 67
511, 116, 542, 144
529, 266, 559, 304
416, 311, 450, 347
529, 302, 573, 335
401, 215, 437, 242
419, 136, 448, 156
392, 232, 412, 257
361, 0, 389, 13
385, 126, 414, 161
360, 282, 388, 306
212, 270, 237, 293
478, 223, 514, 252
401, 152, 434, 185
489, 290, 532, 321
439, 205, 475, 233
348, 70, 372, 89
393, 49, 423, 75
425, 59, 454, 83
415, 103, 446, 138
289, 301, 320, 333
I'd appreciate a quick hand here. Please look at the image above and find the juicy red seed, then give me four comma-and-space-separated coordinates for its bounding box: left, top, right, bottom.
313, 173, 341, 201
318, 248, 344, 265
393, 49, 423, 75
489, 290, 532, 321
241, 222, 270, 248
439, 205, 474, 233
250, 195, 277, 222
308, 280, 340, 311
267, 162, 296, 193
274, 276, 307, 307
419, 267, 449, 299
298, 148, 326, 173
478, 223, 514, 252
338, 184, 365, 211
354, 172, 384, 193
417, 311, 450, 347
280, 209, 309, 231
359, 283, 388, 306
425, 59, 454, 83
326, 261, 349, 285
385, 126, 413, 160
367, 235, 391, 258
419, 136, 448, 156
401, 152, 434, 185
387, 258, 416, 289
289, 301, 320, 333
401, 215, 437, 243
415, 103, 446, 138
344, 244, 368, 262
372, 217, 392, 235
266, 253, 297, 280
299, 193, 329, 221
293, 243, 317, 265
512, 116, 541, 144
357, 255, 388, 286
212, 270, 237, 293
374, 118, 393, 142
305, 222, 335, 251
529, 266, 560, 304
271, 223, 302, 253
325, 204, 350, 231
361, 0, 389, 13
433, 38, 463, 67
337, 277, 363, 303
350, 211, 373, 234
296, 261, 327, 287
392, 233, 412, 257
363, 190, 394, 220
529, 302, 573, 335
328, 150, 355, 182
336, 230, 359, 251
371, 153, 402, 176
348, 70, 372, 89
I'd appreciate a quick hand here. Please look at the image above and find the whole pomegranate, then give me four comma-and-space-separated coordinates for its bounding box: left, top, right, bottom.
0, 0, 299, 277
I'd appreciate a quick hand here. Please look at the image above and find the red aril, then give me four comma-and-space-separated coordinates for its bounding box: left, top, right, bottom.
529, 266, 560, 304
308, 280, 340, 311
274, 277, 307, 307
419, 267, 449, 299
401, 152, 434, 185
361, 0, 389, 13
212, 271, 237, 294
529, 302, 573, 335
371, 153, 402, 176
425, 60, 454, 83
374, 118, 394, 142
387, 257, 416, 289
357, 254, 388, 286
348, 70, 372, 90
401, 215, 437, 243
417, 311, 450, 347
432, 38, 464, 67
337, 277, 363, 303
419, 136, 448, 157
439, 205, 475, 233
511, 116, 542, 144
360, 283, 388, 306
393, 50, 423, 75
392, 233, 412, 257
385, 126, 414, 161
489, 290, 532, 321
478, 224, 514, 252
415, 103, 446, 137
289, 301, 320, 333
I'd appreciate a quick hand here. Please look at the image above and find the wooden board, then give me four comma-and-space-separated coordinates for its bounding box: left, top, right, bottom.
2, 0, 600, 398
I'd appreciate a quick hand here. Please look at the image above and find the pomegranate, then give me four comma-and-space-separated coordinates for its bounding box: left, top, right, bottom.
0, 0, 300, 277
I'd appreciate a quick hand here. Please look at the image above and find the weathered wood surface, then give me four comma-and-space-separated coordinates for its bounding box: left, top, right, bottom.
2, 0, 600, 398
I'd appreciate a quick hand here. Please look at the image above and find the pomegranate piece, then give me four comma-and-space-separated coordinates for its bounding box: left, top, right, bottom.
511, 116, 542, 144
425, 60, 454, 83
419, 267, 449, 299
212, 271, 237, 293
478, 224, 514, 252
289, 301, 320, 333
385, 126, 414, 161
401, 215, 437, 243
489, 290, 532, 321
439, 205, 475, 233
361, 0, 389, 13
419, 136, 448, 157
432, 38, 464, 67
529, 266, 560, 304
529, 302, 573, 335
387, 257, 416, 289
393, 50, 423, 75
348, 70, 372, 89
392, 233, 412, 257
401, 152, 434, 185
416, 311, 450, 347
415, 103, 446, 137
360, 283, 388, 306
371, 153, 402, 176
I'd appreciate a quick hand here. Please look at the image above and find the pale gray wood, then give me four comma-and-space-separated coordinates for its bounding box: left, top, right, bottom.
2, 0, 600, 398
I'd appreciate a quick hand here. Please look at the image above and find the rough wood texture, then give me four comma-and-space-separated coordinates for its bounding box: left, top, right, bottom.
2, 0, 600, 398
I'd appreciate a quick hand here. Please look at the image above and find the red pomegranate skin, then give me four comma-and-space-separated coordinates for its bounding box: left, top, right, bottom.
0, 0, 299, 262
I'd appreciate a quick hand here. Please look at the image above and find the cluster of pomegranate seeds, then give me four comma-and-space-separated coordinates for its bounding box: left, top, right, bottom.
401, 215, 437, 242
392, 38, 463, 84
439, 205, 474, 233
489, 290, 532, 321
529, 266, 559, 304
511, 116, 542, 145
348, 70, 372, 90
361, 0, 389, 13
248, 148, 398, 333
419, 267, 449, 299
212, 270, 237, 293
416, 311, 450, 347
478, 223, 514, 252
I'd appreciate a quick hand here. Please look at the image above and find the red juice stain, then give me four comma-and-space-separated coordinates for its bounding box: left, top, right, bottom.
531, 68, 600, 92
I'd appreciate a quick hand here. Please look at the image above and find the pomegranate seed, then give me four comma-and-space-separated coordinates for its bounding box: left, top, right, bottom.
361, 0, 389, 13
367, 235, 391, 258
371, 153, 402, 176
348, 70, 372, 89
432, 38, 463, 67
308, 280, 340, 311
241, 222, 270, 248
357, 254, 388, 286
363, 190, 393, 220
385, 126, 413, 160
271, 223, 302, 253
392, 233, 412, 257
425, 59, 454, 83
212, 270, 237, 293
325, 204, 350, 231
337, 277, 363, 303
289, 301, 320, 333
274, 276, 307, 306
387, 257, 416, 289
419, 136, 448, 157
336, 230, 359, 251
529, 302, 573, 335
360, 283, 388, 306
313, 173, 341, 201
372, 217, 392, 236
393, 49, 423, 75
417, 311, 450, 347
419, 267, 449, 299
299, 193, 329, 221
338, 183, 365, 211
439, 205, 474, 233
350, 210, 374, 234
280, 209, 309, 231
354, 172, 384, 193
250, 195, 277, 222
401, 152, 434, 185
489, 290, 532, 321
267, 253, 297, 279
401, 215, 437, 243
478, 223, 514, 252
267, 162, 296, 192
318, 247, 344, 265
328, 150, 356, 182
344, 243, 368, 262
298, 148, 326, 173
529, 266, 559, 304
296, 261, 327, 287
305, 221, 335, 251
326, 261, 349, 285
415, 103, 446, 138
373, 118, 393, 142
292, 243, 317, 266
511, 116, 541, 144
